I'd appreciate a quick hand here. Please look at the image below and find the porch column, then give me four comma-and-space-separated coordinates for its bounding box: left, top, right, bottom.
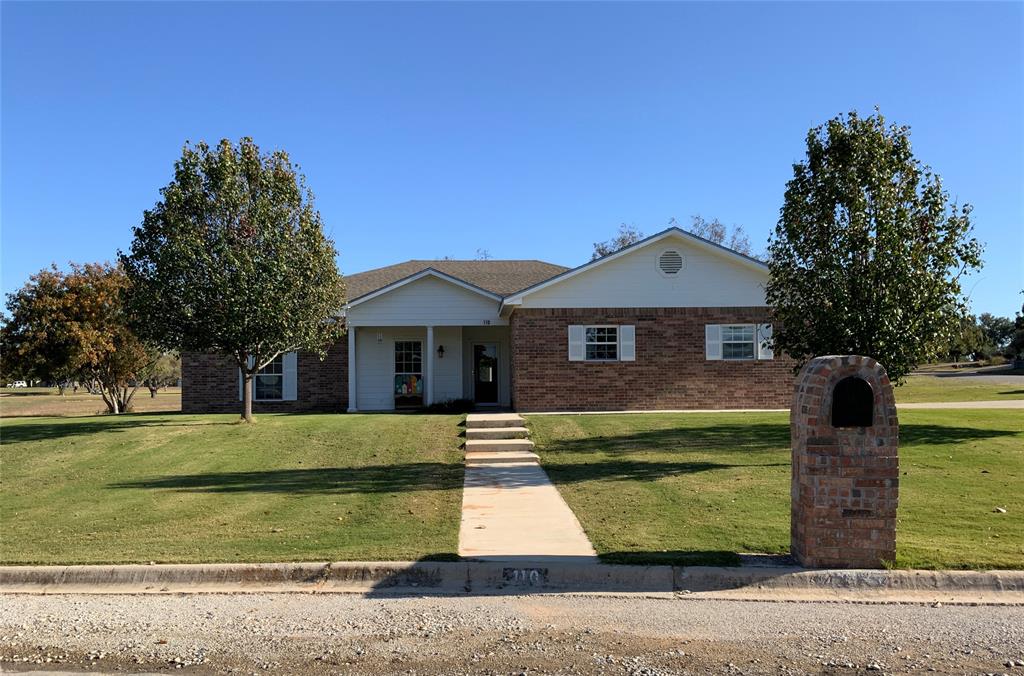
425, 325, 434, 406
347, 326, 357, 412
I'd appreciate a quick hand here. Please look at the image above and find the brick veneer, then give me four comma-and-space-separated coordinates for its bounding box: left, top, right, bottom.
790, 355, 899, 569
508, 307, 796, 411
181, 341, 347, 414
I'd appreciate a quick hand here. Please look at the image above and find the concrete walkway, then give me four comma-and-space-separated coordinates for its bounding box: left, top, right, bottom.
458, 414, 597, 562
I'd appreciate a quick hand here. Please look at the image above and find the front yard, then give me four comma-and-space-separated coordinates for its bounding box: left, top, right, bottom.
895, 375, 1024, 403
2, 391, 1021, 570
0, 413, 463, 564
529, 409, 1024, 569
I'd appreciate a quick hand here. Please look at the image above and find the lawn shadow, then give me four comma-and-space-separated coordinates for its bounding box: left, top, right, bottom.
109, 463, 464, 495
536, 422, 791, 455
542, 460, 787, 484
536, 421, 1018, 457
0, 415, 232, 444
900, 424, 1020, 446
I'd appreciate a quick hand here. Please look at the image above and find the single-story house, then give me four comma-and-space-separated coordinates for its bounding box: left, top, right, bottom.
182, 227, 794, 413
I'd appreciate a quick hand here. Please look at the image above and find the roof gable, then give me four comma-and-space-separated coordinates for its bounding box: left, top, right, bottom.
345, 259, 568, 300
502, 227, 768, 310
346, 268, 503, 308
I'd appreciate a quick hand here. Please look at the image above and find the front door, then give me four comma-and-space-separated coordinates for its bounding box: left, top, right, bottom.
473, 343, 499, 405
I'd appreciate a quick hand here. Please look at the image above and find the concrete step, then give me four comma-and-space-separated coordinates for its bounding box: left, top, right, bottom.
464, 438, 535, 453
465, 450, 540, 465
465, 426, 530, 440
465, 413, 526, 429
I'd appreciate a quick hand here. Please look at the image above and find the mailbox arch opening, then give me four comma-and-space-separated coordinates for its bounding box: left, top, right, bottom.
831, 376, 874, 428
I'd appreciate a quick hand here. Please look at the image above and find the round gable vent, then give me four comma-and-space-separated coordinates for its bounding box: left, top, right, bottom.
658, 250, 684, 276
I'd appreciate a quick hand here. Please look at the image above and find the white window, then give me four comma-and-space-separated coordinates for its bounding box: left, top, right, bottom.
255, 355, 284, 400
585, 326, 618, 361
568, 325, 636, 362
721, 325, 756, 360
239, 352, 297, 401
706, 324, 773, 361
394, 340, 423, 408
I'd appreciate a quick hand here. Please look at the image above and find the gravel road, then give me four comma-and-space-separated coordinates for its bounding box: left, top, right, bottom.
2, 593, 1023, 674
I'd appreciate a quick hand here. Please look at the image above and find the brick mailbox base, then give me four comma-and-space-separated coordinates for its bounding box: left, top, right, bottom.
790, 355, 899, 568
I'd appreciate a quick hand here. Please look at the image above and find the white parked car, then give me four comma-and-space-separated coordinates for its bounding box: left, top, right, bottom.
8, 381, 27, 388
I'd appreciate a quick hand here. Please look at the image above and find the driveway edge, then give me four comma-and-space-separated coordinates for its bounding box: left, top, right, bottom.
2, 561, 1023, 603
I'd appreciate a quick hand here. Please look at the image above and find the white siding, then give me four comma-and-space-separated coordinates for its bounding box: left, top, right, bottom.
432, 326, 463, 402
348, 275, 504, 326
354, 326, 467, 410
517, 234, 768, 309
356, 327, 424, 411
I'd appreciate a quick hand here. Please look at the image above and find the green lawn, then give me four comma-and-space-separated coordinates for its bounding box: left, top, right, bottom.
895, 374, 1024, 403
528, 410, 1024, 569
0, 387, 182, 417
0, 413, 464, 564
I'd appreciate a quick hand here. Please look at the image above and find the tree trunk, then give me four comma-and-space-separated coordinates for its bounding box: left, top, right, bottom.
241, 372, 255, 423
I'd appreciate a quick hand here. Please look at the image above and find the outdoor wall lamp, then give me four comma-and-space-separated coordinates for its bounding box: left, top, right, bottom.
437, 345, 445, 359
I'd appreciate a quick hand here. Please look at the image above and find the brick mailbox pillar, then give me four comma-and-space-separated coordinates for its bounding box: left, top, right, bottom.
791, 355, 899, 568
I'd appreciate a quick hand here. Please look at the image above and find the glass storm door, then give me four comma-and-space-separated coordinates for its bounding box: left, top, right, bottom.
394, 340, 423, 408
473, 343, 499, 405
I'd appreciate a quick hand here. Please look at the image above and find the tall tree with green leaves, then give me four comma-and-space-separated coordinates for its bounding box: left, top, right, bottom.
766, 110, 983, 382
121, 138, 346, 422
978, 312, 1015, 352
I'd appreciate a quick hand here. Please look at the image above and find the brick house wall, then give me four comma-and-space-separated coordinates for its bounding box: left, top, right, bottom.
182, 341, 347, 414
509, 307, 795, 411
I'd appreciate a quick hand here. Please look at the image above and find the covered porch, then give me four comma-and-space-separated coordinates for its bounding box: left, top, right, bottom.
346, 324, 511, 412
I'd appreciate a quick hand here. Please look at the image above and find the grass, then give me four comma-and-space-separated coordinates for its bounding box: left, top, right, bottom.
895, 375, 1024, 403
0, 412, 464, 564
0, 387, 182, 417
528, 410, 1024, 569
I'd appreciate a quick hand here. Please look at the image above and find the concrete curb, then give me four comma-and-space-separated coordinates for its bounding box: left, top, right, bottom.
2, 561, 1023, 602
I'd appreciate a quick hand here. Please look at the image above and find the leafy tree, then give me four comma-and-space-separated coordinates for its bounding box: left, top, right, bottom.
978, 312, 1015, 351
592, 224, 644, 259
121, 137, 346, 422
681, 215, 755, 257
766, 110, 983, 383
1, 263, 158, 412
945, 315, 989, 363
144, 352, 181, 397
1010, 296, 1024, 360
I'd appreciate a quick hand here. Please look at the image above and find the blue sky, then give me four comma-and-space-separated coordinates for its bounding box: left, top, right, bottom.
2, 1, 1022, 316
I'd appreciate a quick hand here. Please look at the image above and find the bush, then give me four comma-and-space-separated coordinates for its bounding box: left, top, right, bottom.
425, 398, 475, 414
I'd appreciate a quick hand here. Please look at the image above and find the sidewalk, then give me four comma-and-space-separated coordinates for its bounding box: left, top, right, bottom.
458, 461, 597, 561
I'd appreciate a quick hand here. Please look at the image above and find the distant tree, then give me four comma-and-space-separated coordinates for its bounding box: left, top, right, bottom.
592, 224, 644, 259
681, 215, 755, 257
946, 315, 989, 363
766, 110, 983, 383
121, 137, 345, 422
978, 312, 1015, 351
144, 352, 181, 397
475, 248, 492, 261
1, 263, 158, 412
1010, 295, 1024, 360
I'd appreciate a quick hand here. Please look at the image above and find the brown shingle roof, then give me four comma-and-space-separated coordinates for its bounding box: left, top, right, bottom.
346, 260, 569, 301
